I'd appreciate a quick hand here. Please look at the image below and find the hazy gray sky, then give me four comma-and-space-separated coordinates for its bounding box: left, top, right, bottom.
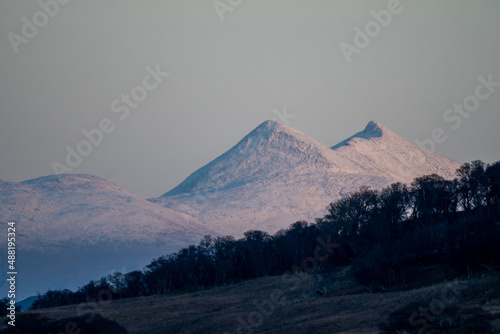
1, 0, 499, 198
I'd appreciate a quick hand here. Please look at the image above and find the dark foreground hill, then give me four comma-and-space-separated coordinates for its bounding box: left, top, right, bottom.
3, 271, 499, 333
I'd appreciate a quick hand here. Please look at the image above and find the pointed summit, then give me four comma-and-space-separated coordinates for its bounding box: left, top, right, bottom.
331, 121, 391, 149
363, 120, 386, 136
251, 119, 289, 133
162, 120, 342, 197
240, 120, 319, 147
236, 120, 300, 144
331, 121, 459, 182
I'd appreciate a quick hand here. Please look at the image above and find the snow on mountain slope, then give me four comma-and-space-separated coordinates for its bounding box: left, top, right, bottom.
331, 121, 459, 183
164, 120, 364, 196
0, 174, 214, 249
0, 174, 216, 299
151, 121, 460, 236
151, 120, 390, 235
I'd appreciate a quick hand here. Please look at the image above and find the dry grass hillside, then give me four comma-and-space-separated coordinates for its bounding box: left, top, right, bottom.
2, 271, 500, 333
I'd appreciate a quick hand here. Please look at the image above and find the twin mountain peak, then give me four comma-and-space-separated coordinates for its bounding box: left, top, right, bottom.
1, 120, 459, 240
153, 120, 459, 235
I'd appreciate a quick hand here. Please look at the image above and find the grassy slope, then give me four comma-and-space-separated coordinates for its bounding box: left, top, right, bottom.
5, 272, 500, 334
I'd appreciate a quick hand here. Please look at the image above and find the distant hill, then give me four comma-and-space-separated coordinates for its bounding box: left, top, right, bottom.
17, 296, 37, 312
0, 174, 216, 299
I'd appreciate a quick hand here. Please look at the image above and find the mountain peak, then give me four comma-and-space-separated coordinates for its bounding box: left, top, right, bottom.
153, 119, 460, 236
256, 119, 282, 129
248, 120, 303, 140
364, 120, 384, 136
331, 121, 391, 150
162, 120, 338, 197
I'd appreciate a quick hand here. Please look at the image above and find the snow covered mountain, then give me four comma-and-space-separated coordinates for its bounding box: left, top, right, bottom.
0, 121, 460, 298
331, 121, 459, 183
151, 121, 460, 236
0, 174, 216, 299
0, 174, 214, 249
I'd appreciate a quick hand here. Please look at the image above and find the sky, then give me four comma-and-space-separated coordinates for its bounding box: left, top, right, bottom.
0, 0, 499, 198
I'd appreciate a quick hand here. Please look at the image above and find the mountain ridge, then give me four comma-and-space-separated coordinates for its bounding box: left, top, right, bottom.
152, 120, 460, 236
331, 120, 385, 150
161, 120, 350, 198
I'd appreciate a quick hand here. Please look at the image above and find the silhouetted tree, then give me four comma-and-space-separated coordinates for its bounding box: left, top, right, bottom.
411, 174, 455, 223
456, 160, 488, 214
31, 160, 500, 306
319, 186, 377, 237
486, 161, 500, 219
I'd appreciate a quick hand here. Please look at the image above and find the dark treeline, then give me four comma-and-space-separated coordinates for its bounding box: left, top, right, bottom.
32, 160, 500, 309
